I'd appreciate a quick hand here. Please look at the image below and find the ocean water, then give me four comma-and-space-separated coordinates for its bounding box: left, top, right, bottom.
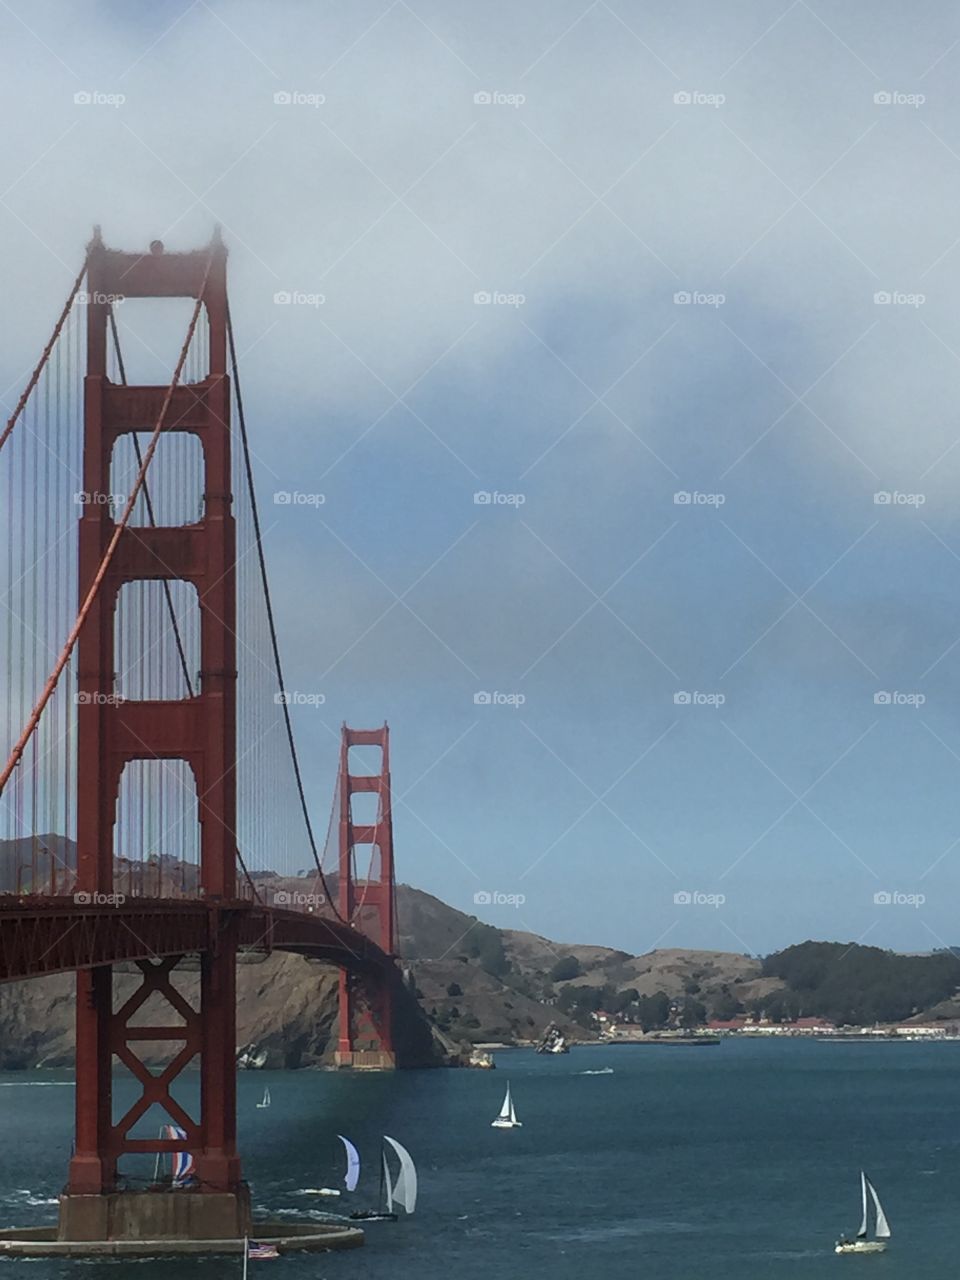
2, 1038, 960, 1278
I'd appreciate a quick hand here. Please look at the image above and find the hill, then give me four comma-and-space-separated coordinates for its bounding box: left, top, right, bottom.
5, 883, 960, 1068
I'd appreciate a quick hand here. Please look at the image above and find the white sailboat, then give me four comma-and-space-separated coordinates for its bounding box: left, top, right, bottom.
349, 1135, 417, 1221
491, 1081, 522, 1129
256, 1085, 271, 1110
835, 1171, 891, 1254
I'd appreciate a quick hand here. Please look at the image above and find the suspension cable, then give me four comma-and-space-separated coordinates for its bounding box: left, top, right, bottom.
0, 258, 88, 455
225, 300, 339, 915
0, 255, 214, 798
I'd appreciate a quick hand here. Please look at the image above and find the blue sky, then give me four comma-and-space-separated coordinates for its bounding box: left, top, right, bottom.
3, 1, 960, 954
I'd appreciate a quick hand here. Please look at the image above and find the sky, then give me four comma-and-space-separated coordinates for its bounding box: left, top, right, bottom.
3, 1, 960, 956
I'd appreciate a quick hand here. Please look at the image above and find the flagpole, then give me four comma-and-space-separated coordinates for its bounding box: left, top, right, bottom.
242, 1235, 248, 1280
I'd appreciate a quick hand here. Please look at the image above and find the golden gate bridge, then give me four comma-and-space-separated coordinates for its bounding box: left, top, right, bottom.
0, 230, 401, 1246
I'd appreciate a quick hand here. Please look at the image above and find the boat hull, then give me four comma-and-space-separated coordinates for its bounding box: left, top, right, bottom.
835, 1242, 887, 1254
491, 1119, 522, 1129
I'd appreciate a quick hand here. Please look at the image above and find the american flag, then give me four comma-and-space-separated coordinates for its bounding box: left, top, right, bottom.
247, 1241, 280, 1260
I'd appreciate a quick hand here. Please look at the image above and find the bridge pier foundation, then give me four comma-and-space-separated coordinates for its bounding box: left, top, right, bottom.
57, 1187, 251, 1243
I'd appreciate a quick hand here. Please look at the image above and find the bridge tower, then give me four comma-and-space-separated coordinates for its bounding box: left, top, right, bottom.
336, 723, 397, 1069
62, 231, 247, 1239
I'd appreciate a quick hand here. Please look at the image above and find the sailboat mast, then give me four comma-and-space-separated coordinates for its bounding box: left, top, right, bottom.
378, 1141, 385, 1213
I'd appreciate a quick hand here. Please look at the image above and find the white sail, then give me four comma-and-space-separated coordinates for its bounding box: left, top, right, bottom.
383, 1135, 418, 1215
866, 1177, 891, 1239
338, 1135, 360, 1193
499, 1084, 512, 1120
857, 1170, 868, 1239
382, 1150, 394, 1215
508, 1091, 518, 1124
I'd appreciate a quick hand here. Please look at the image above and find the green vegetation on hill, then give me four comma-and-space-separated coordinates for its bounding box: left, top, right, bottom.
759, 941, 960, 1026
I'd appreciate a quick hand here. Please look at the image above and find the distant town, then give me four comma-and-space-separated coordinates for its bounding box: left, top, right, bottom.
596, 1013, 960, 1042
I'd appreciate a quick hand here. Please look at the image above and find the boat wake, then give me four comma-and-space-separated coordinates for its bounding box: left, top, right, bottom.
3, 1190, 58, 1207
0, 1080, 74, 1087
578, 1068, 614, 1075
293, 1187, 341, 1197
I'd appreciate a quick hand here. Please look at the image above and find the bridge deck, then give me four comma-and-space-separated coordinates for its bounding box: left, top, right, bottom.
0, 899, 386, 984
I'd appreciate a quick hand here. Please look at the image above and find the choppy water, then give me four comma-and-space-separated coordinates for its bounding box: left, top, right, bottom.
2, 1038, 960, 1278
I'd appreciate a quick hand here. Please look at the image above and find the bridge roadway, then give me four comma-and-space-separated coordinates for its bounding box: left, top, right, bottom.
0, 898, 387, 984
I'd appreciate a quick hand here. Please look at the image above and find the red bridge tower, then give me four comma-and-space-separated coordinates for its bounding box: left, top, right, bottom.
336, 724, 397, 1069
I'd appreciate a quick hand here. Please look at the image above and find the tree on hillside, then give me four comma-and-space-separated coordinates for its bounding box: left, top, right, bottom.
549, 956, 581, 982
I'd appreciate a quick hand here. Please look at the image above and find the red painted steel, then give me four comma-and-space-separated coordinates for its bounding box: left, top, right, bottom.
337, 723, 396, 1062
0, 899, 390, 984
69, 231, 239, 1196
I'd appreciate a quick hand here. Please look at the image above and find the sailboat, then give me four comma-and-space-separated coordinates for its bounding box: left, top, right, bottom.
152, 1124, 196, 1188
835, 1171, 891, 1254
491, 1081, 522, 1129
349, 1135, 417, 1222
256, 1085, 271, 1110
